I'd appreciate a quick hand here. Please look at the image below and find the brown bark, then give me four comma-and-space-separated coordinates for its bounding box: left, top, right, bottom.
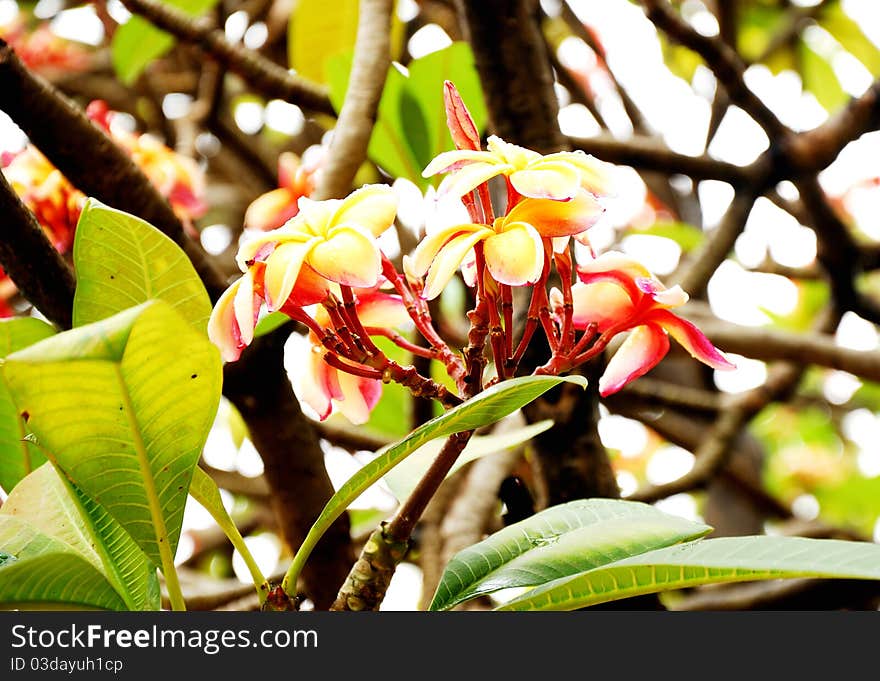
223, 326, 354, 610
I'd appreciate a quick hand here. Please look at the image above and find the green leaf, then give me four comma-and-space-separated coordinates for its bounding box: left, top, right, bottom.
0, 318, 55, 492
384, 419, 554, 501
327, 43, 487, 188
0, 464, 160, 610
111, 0, 221, 85
2, 301, 222, 570
820, 4, 880, 74
282, 374, 587, 593
0, 517, 125, 610
799, 40, 848, 113
73, 199, 212, 333
288, 0, 359, 84
253, 311, 290, 339
400, 42, 488, 169
499, 535, 880, 611
189, 467, 269, 602
430, 498, 711, 611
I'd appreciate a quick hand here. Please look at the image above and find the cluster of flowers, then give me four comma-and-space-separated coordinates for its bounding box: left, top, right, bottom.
0, 19, 91, 75
1, 100, 209, 315
209, 82, 733, 423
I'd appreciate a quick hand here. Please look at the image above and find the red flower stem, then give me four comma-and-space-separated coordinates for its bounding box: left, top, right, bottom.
363, 326, 440, 359
381, 255, 464, 385
537, 240, 559, 353
323, 294, 369, 361
339, 285, 383, 357
486, 282, 507, 381
555, 247, 576, 354
570, 321, 599, 357
380, 358, 463, 408
501, 283, 514, 362
322, 353, 385, 380
462, 242, 491, 396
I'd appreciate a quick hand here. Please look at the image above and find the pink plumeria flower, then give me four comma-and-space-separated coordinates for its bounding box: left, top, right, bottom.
409, 190, 602, 299
292, 287, 410, 424
2, 146, 84, 253
569, 251, 735, 396
87, 101, 207, 224
422, 134, 609, 201
244, 147, 324, 232
208, 185, 398, 362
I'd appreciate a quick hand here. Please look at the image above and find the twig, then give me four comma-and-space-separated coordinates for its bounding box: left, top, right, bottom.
312, 0, 394, 200
673, 190, 756, 294
640, 0, 788, 140
567, 134, 756, 185
0, 172, 76, 329
117, 0, 334, 115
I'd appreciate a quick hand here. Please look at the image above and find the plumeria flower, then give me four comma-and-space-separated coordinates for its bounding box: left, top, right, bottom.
244, 147, 324, 232
1, 21, 91, 74
423, 134, 609, 202
567, 251, 734, 396
291, 287, 410, 424
410, 190, 602, 299
208, 185, 398, 362
86, 101, 207, 224
2, 146, 84, 253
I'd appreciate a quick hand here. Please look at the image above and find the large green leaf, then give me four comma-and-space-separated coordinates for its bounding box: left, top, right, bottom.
0, 517, 125, 610
499, 535, 880, 611
111, 0, 221, 85
327, 42, 487, 188
288, 0, 359, 83
73, 199, 212, 333
384, 419, 553, 501
400, 42, 488, 170
430, 498, 711, 611
282, 374, 587, 593
0, 318, 55, 493
0, 464, 160, 611
2, 301, 222, 570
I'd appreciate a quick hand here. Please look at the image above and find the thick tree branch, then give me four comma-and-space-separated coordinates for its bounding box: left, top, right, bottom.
0, 39, 227, 300
117, 0, 334, 115
0, 172, 76, 329
312, 0, 393, 200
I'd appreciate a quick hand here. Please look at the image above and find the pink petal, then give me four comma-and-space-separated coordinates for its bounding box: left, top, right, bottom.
208, 278, 248, 362
263, 240, 313, 310
651, 310, 736, 371
509, 161, 581, 200
423, 229, 490, 299
277, 152, 301, 189
356, 291, 410, 329
423, 150, 495, 178
436, 161, 509, 200
503, 189, 603, 237
307, 225, 382, 288
232, 269, 260, 347
410, 223, 483, 277
599, 324, 669, 396
331, 184, 398, 237
295, 349, 336, 420
244, 188, 299, 232
540, 150, 611, 194
571, 281, 636, 332
483, 222, 545, 286
336, 371, 383, 425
